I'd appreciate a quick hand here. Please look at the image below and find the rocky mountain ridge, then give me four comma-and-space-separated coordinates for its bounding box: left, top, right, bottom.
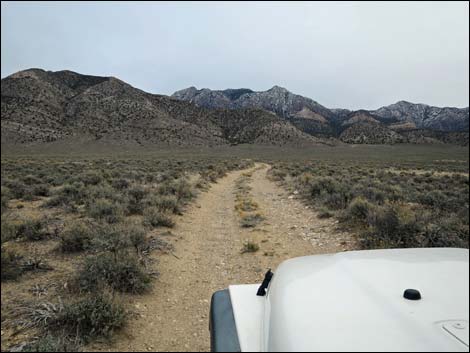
173, 86, 469, 145
1, 68, 468, 146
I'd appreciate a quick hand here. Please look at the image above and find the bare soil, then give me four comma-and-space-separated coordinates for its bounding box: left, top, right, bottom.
90, 164, 357, 352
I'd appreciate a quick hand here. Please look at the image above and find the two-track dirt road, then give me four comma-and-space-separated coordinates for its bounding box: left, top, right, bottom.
92, 163, 356, 352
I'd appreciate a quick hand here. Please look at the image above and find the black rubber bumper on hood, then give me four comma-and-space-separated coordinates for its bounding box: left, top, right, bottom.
209, 289, 241, 352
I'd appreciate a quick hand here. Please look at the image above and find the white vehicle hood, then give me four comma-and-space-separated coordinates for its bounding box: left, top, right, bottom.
229, 248, 469, 352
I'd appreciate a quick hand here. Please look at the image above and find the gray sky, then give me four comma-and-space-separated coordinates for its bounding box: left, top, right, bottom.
1, 1, 469, 110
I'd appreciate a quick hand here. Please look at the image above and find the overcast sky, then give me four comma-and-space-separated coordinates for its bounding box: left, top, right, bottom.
1, 1, 469, 110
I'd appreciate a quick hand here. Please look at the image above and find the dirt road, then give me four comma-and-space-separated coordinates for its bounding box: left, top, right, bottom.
92, 163, 355, 352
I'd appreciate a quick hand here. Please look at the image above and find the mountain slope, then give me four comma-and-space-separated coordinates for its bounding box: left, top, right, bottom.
1, 69, 323, 147
173, 86, 469, 145
173, 85, 336, 137
372, 101, 469, 132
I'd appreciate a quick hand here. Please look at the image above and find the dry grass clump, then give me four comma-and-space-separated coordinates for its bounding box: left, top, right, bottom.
241, 240, 260, 254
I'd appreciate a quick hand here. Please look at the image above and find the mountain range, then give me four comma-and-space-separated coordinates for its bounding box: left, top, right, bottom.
1, 68, 468, 147
173, 87, 469, 145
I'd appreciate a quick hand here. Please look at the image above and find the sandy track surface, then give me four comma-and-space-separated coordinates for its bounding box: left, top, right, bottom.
92, 163, 355, 352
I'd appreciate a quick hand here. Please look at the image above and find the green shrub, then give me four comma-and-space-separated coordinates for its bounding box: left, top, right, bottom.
1, 186, 10, 214
32, 184, 50, 197
346, 197, 374, 222
143, 207, 175, 228
22, 175, 43, 186
87, 184, 123, 203
112, 178, 130, 190
60, 222, 94, 253
360, 187, 386, 204
1, 218, 18, 243
17, 219, 46, 241
52, 294, 127, 341
235, 198, 259, 213
3, 179, 27, 199
240, 212, 264, 228
75, 254, 151, 294
366, 205, 400, 236
80, 171, 103, 186
127, 185, 147, 215
362, 205, 422, 249
323, 191, 351, 210
44, 182, 85, 209
149, 195, 181, 214
21, 334, 80, 352
1, 248, 23, 281
125, 224, 147, 254
317, 207, 333, 219
419, 190, 449, 210
241, 241, 259, 254
157, 178, 194, 202
86, 199, 123, 223
308, 177, 339, 197
422, 216, 469, 248
91, 225, 130, 256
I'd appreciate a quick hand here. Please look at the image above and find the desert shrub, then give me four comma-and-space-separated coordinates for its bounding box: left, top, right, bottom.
143, 207, 175, 228
126, 224, 147, 254
382, 185, 404, 202
240, 212, 264, 228
86, 199, 123, 223
457, 207, 469, 226
87, 184, 123, 203
308, 177, 339, 197
422, 216, 469, 248
21, 334, 80, 352
147, 195, 181, 214
4, 179, 27, 199
366, 205, 400, 237
194, 177, 209, 190
75, 254, 151, 294
235, 198, 259, 213
20, 256, 53, 273
44, 182, 85, 209
157, 178, 194, 202
21, 188, 36, 201
1, 248, 23, 281
317, 207, 333, 219
127, 185, 147, 215
91, 225, 130, 256
51, 293, 127, 341
359, 187, 386, 204
201, 170, 219, 183
362, 204, 422, 249
112, 178, 130, 190
17, 219, 47, 241
270, 169, 287, 181
80, 171, 103, 186
22, 174, 43, 186
323, 191, 351, 210
1, 186, 10, 214
418, 189, 453, 211
60, 222, 94, 253
32, 184, 50, 197
241, 241, 259, 254
346, 197, 374, 222
1, 218, 18, 243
